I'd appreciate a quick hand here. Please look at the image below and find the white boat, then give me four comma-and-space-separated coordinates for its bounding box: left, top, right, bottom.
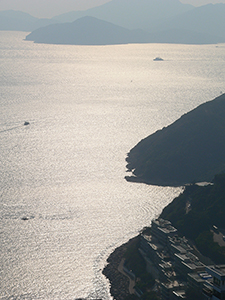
153, 57, 164, 61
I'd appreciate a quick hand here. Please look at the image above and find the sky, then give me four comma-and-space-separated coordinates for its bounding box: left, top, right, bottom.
0, 0, 225, 18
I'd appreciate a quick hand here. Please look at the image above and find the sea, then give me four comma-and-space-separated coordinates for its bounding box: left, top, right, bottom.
0, 31, 225, 300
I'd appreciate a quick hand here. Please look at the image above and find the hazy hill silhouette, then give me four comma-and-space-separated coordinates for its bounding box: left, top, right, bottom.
1, 0, 192, 33
126, 94, 225, 186
2, 1, 225, 44
53, 0, 193, 30
146, 28, 221, 44
50, 1, 225, 44
25, 16, 150, 45
152, 3, 225, 44
0, 10, 59, 31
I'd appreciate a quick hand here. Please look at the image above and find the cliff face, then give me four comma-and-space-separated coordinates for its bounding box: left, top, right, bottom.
126, 94, 225, 186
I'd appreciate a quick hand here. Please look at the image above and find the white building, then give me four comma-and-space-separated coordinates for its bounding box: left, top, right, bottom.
206, 265, 225, 300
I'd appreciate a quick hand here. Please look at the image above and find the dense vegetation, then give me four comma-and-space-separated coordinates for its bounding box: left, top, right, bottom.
160, 173, 225, 263
126, 94, 225, 186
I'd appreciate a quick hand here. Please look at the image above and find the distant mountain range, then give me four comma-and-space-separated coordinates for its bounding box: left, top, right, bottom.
126, 94, 225, 186
52, 0, 193, 30
1, 0, 225, 44
154, 3, 225, 43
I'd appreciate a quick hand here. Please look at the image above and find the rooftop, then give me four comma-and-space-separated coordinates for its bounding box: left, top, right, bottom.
153, 218, 172, 227
142, 234, 151, 242
206, 265, 225, 279
158, 226, 177, 235
169, 235, 193, 251
161, 280, 185, 290
152, 218, 177, 235
188, 272, 212, 282
172, 290, 186, 298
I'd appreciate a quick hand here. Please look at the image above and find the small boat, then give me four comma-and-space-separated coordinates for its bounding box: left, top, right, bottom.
153, 57, 164, 61
24, 121, 30, 126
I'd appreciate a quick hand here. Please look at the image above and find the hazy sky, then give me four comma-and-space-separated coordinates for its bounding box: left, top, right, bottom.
0, 0, 225, 18
181, 0, 225, 5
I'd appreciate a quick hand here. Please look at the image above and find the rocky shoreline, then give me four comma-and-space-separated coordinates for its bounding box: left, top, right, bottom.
102, 237, 138, 300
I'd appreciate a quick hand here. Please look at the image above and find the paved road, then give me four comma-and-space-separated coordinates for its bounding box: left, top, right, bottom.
118, 258, 135, 294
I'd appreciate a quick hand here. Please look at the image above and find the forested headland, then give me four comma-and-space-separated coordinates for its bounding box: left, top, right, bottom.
126, 94, 225, 186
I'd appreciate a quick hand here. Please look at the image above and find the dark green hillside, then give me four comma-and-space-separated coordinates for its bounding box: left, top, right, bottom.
126, 94, 225, 186
160, 174, 225, 263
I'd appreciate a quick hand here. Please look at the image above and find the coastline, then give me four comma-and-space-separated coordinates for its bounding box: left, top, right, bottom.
102, 237, 138, 300
125, 175, 183, 187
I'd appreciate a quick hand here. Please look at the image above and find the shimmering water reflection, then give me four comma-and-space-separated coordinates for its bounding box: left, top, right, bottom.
0, 31, 225, 299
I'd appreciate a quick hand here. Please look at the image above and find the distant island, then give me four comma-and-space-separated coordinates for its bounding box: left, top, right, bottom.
25, 16, 150, 45
126, 94, 225, 186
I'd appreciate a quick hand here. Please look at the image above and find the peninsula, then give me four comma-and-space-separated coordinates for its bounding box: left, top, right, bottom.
126, 94, 225, 186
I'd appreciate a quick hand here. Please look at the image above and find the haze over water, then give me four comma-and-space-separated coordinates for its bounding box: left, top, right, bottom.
0, 31, 225, 299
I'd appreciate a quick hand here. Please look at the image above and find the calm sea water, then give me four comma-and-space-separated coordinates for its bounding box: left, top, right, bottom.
0, 31, 225, 300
